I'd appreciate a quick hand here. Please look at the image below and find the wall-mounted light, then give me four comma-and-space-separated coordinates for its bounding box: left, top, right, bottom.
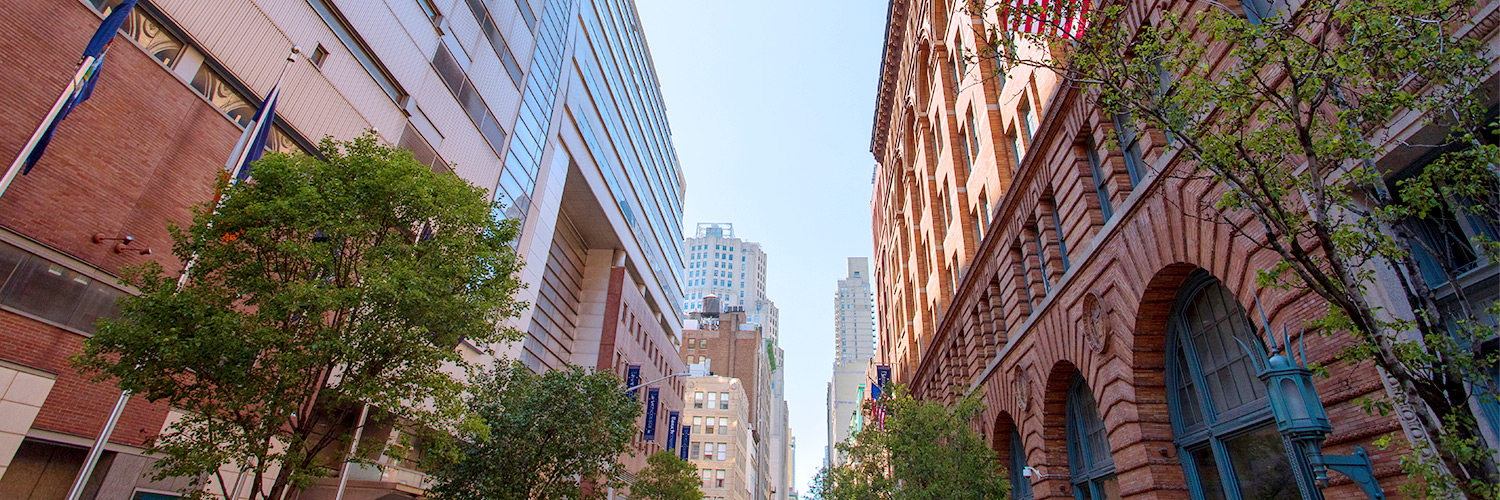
94, 233, 150, 256
1246, 297, 1384, 500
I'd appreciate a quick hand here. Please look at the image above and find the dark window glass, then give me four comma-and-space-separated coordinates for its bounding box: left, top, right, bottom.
1, 258, 91, 324
1112, 113, 1145, 186
1009, 431, 1034, 500
1225, 425, 1300, 500
1067, 375, 1118, 500
1086, 138, 1113, 219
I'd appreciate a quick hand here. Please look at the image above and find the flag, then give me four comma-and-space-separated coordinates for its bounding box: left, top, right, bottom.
225, 83, 282, 181
998, 0, 1089, 39
20, 0, 139, 174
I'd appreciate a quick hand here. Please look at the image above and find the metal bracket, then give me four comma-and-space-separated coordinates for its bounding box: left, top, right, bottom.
1323, 447, 1385, 500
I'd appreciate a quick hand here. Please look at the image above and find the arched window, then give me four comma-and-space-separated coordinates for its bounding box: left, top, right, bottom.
1166, 271, 1304, 500
1066, 375, 1118, 500
1009, 430, 1034, 500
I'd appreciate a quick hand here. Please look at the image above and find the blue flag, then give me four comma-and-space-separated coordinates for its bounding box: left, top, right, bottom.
227, 85, 281, 181
22, 0, 138, 174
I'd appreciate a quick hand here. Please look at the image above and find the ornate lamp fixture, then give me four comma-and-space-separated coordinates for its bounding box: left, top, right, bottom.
1245, 298, 1385, 500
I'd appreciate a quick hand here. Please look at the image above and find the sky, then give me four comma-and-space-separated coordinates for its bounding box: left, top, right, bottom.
633, 0, 889, 494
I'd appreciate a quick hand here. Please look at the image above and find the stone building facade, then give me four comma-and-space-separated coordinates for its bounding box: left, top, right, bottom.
684, 375, 754, 500
871, 2, 1499, 500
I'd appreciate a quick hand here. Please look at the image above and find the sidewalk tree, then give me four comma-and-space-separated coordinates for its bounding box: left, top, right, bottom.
967, 0, 1498, 496
74, 132, 527, 500
629, 450, 703, 500
812, 385, 1010, 500
427, 361, 642, 500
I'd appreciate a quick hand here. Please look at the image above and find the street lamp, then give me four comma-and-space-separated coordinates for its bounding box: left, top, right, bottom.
626, 371, 691, 393
1246, 299, 1384, 500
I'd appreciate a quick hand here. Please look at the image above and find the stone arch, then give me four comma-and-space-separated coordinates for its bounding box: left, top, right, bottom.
1037, 360, 1080, 499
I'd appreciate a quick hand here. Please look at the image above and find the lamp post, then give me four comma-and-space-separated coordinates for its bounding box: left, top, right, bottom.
626, 372, 691, 393
1246, 298, 1385, 500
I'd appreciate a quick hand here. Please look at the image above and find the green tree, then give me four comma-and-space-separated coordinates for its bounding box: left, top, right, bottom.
427, 361, 642, 500
813, 385, 1010, 500
968, 0, 1498, 496
74, 133, 526, 500
630, 450, 703, 500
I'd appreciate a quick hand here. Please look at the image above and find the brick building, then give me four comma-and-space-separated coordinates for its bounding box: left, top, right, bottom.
0, 0, 687, 497
680, 302, 778, 500
871, 3, 1498, 500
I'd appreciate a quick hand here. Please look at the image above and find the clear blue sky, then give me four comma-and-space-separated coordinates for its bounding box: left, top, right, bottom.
634, 0, 889, 494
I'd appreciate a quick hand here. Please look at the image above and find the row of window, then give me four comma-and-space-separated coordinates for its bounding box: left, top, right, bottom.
690, 442, 729, 462
692, 391, 731, 410
698, 468, 727, 489
0, 242, 127, 335
691, 416, 730, 435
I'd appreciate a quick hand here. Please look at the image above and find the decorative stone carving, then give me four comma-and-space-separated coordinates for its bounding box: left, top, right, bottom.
1012, 365, 1032, 411
1082, 292, 1111, 354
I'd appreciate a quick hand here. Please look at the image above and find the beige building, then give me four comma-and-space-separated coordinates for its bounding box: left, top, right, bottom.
684, 375, 753, 500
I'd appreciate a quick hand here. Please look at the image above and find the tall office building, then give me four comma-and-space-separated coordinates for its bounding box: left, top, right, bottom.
682, 223, 778, 341
0, 0, 686, 497
826, 258, 874, 466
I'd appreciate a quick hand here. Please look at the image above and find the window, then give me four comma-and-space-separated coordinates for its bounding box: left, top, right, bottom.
0, 242, 127, 334
703, 444, 714, 460
692, 444, 703, 461
694, 392, 704, 409
719, 417, 729, 434
693, 416, 703, 434
1010, 131, 1024, 167
1112, 113, 1145, 186
1241, 0, 1274, 23
716, 443, 727, 461
1008, 431, 1034, 500
706, 418, 717, 435
1166, 271, 1303, 500
716, 469, 726, 487
720, 392, 730, 409
1019, 100, 1036, 144
1050, 205, 1071, 271
308, 44, 329, 68
1085, 138, 1114, 219
1066, 375, 1119, 500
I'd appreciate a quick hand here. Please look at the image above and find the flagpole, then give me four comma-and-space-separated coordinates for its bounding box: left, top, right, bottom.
226, 47, 300, 182
62, 46, 301, 500
0, 57, 96, 200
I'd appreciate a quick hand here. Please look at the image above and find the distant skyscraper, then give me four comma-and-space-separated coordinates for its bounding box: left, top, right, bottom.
835, 258, 876, 364
682, 223, 779, 341
827, 257, 875, 466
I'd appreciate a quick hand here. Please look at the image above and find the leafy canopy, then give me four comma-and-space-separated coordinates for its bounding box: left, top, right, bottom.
814, 385, 1010, 500
630, 450, 703, 500
75, 132, 526, 499
428, 361, 642, 500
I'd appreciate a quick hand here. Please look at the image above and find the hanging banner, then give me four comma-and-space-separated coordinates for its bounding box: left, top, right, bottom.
625, 365, 642, 400
679, 425, 692, 460
666, 411, 681, 450
643, 388, 660, 441
874, 365, 892, 400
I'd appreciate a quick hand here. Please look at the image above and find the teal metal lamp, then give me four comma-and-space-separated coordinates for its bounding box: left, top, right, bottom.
1246, 298, 1385, 500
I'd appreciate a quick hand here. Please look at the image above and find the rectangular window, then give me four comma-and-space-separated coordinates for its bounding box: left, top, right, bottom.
1085, 138, 1114, 219
716, 469, 726, 487
692, 416, 703, 434
716, 443, 727, 461
461, 0, 524, 87
706, 419, 716, 435
718, 417, 729, 434
1112, 113, 1145, 186
703, 444, 714, 460
0, 243, 126, 334
1051, 206, 1071, 271
1009, 131, 1024, 167
720, 392, 729, 409
691, 443, 702, 461
694, 392, 704, 409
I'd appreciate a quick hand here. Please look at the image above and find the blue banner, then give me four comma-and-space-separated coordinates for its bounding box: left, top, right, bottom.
678, 425, 692, 460
625, 365, 641, 400
873, 364, 891, 400
643, 388, 660, 441
666, 411, 681, 450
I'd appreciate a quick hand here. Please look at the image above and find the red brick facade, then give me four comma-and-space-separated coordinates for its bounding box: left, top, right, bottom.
0, 0, 245, 454
870, 1, 1499, 499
